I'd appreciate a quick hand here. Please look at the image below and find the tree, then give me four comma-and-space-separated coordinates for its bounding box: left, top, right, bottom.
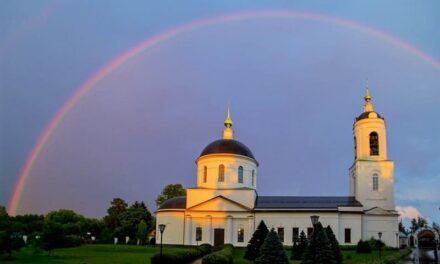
399, 221, 407, 235
104, 198, 128, 231
356, 239, 372, 253
292, 231, 307, 260
0, 207, 25, 259
40, 220, 64, 255
410, 216, 428, 233
301, 222, 336, 264
254, 228, 289, 264
155, 184, 186, 207
433, 222, 440, 234
119, 201, 153, 240
244, 220, 268, 260
136, 220, 148, 245
325, 225, 342, 264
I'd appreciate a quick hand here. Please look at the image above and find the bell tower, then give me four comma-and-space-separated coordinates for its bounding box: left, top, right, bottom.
349, 88, 395, 211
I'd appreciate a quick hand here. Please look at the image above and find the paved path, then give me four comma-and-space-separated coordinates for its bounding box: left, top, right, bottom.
399, 248, 440, 264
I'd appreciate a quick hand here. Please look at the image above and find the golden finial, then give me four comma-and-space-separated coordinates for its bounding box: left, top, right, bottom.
364, 79, 371, 101
363, 80, 374, 112
224, 107, 232, 128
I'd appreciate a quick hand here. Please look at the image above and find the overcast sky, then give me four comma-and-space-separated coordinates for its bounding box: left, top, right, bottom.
1, 1, 439, 225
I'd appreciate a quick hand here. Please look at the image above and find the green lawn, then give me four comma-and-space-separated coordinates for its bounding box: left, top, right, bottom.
2, 244, 410, 264
1, 244, 186, 264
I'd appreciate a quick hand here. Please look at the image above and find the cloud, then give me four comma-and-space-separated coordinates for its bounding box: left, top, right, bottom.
396, 206, 423, 221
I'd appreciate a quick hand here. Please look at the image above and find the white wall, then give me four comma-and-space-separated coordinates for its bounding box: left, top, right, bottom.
362, 214, 399, 248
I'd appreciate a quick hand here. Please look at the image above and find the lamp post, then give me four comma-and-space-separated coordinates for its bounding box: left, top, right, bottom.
310, 215, 320, 262
159, 224, 166, 260
434, 238, 439, 264
378, 232, 383, 264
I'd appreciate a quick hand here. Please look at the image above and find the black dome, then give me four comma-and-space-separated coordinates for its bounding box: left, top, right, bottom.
356, 111, 384, 121
200, 139, 256, 160
158, 196, 186, 210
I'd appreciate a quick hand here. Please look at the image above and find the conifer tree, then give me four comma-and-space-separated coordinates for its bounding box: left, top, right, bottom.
301, 222, 336, 264
244, 220, 268, 260
254, 228, 289, 264
292, 230, 307, 260
325, 225, 343, 264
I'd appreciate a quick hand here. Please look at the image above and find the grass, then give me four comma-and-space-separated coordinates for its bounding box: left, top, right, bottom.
1, 244, 187, 264
2, 244, 410, 264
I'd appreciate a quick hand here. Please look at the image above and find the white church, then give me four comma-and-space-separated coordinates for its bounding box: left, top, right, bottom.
156, 90, 399, 247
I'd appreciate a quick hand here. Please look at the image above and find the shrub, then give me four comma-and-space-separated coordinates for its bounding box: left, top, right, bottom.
245, 220, 268, 260
63, 235, 82, 247
301, 223, 335, 264
325, 225, 342, 264
151, 243, 212, 264
202, 253, 229, 264
255, 229, 289, 264
202, 244, 234, 264
292, 231, 307, 260
198, 243, 213, 255
356, 240, 372, 253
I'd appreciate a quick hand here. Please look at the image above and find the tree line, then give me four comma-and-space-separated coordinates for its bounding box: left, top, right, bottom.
0, 183, 186, 259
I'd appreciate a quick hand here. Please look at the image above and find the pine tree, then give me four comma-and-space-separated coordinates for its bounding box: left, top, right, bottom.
292, 231, 307, 260
325, 225, 342, 264
254, 228, 289, 264
301, 222, 336, 264
244, 220, 269, 260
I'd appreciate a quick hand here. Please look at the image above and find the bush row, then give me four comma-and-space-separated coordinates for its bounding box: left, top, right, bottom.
202, 244, 234, 264
150, 243, 212, 264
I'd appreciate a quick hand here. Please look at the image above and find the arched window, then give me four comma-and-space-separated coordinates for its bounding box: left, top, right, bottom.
238, 166, 243, 183
237, 227, 244, 242
203, 166, 207, 183
218, 164, 225, 182
252, 170, 255, 186
373, 174, 379, 191
369, 132, 379, 156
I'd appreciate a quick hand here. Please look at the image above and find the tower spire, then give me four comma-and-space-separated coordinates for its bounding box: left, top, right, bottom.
363, 83, 374, 112
223, 107, 234, 139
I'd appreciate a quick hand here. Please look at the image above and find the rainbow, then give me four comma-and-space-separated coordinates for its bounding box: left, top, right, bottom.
8, 10, 440, 215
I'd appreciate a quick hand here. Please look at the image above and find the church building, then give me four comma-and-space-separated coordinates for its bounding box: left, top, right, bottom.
156, 90, 399, 247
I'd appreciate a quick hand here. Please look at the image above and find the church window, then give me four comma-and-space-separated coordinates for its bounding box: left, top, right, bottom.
218, 164, 225, 182
373, 174, 379, 191
251, 170, 255, 186
307, 227, 313, 238
292, 227, 299, 242
277, 227, 284, 242
237, 227, 244, 242
203, 166, 207, 183
196, 227, 202, 242
354, 136, 357, 159
345, 228, 351, 243
369, 132, 379, 156
238, 166, 243, 183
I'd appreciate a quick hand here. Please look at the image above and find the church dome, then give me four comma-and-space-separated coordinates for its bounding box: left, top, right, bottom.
200, 139, 256, 160
356, 88, 384, 122
356, 111, 384, 121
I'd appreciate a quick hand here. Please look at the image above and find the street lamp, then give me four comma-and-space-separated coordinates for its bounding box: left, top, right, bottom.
310, 215, 320, 262
378, 232, 383, 264
310, 215, 320, 226
158, 224, 166, 260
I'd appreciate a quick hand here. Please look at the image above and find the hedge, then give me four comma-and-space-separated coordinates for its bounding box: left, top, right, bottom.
150, 244, 212, 264
202, 244, 234, 264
